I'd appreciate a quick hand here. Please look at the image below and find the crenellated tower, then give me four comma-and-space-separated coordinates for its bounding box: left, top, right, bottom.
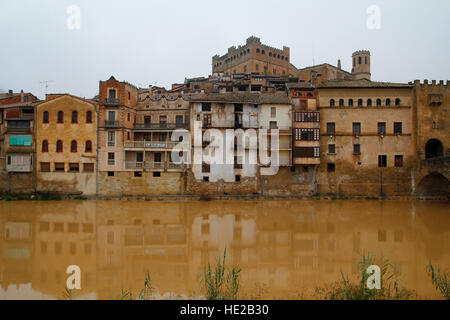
351, 50, 371, 80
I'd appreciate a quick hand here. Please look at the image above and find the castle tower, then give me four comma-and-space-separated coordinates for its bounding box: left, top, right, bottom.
351, 50, 371, 80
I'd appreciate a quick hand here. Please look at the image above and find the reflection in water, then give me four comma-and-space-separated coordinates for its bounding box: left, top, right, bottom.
0, 200, 448, 299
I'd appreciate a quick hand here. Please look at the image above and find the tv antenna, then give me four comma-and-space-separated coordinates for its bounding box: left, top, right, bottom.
40, 80, 54, 95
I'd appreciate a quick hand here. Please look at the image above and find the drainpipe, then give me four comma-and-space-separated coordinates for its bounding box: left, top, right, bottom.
96, 105, 99, 197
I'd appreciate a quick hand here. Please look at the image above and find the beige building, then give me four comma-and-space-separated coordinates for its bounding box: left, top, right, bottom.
35, 94, 98, 195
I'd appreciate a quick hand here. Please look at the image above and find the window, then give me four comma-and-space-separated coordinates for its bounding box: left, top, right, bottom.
358, 56, 362, 64
326, 122, 335, 135
43, 111, 49, 123
202, 163, 210, 173
270, 107, 276, 117
54, 162, 65, 172
377, 122, 386, 135
339, 99, 344, 107
40, 162, 50, 172
386, 99, 391, 106
394, 122, 402, 134
56, 140, 63, 152
203, 114, 211, 126
71, 140, 77, 153
395, 98, 401, 106
72, 111, 78, 123
358, 99, 363, 107
134, 171, 142, 177
69, 163, 79, 172
269, 121, 277, 129
294, 147, 320, 158
107, 110, 116, 121
256, 64, 259, 71
394, 230, 403, 242
128, 92, 131, 100
127, 113, 130, 121
367, 99, 372, 107
107, 131, 115, 147
395, 155, 403, 167
348, 99, 353, 107
378, 155, 387, 167
202, 103, 211, 112
108, 171, 114, 176
328, 144, 336, 154
376, 99, 382, 107
378, 230, 387, 242
57, 111, 63, 123
176, 115, 184, 126
353, 144, 361, 155
153, 172, 161, 177
42, 140, 48, 152
352, 122, 361, 135
365, 56, 368, 64
330, 99, 335, 107
86, 111, 92, 123
83, 163, 94, 172
107, 152, 115, 165
85, 140, 92, 152
295, 128, 320, 141
327, 163, 335, 172
235, 175, 241, 182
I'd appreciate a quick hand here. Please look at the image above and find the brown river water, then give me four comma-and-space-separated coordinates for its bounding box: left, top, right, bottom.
0, 200, 448, 300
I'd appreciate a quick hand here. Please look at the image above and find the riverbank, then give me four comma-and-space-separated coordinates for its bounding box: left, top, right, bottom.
0, 191, 448, 202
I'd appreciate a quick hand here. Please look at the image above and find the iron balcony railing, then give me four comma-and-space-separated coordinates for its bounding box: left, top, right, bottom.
104, 98, 120, 105
104, 120, 120, 127
133, 123, 189, 130
124, 141, 178, 149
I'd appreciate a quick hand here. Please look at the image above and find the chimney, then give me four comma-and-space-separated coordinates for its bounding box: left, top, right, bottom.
337, 59, 341, 70
8, 89, 13, 96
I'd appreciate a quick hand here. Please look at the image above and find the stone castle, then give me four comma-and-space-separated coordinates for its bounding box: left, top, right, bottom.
0, 36, 448, 198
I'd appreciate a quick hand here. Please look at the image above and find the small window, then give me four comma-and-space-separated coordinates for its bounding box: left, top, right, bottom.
327, 163, 335, 172
270, 107, 276, 117
57, 111, 64, 123
339, 99, 344, 107
54, 162, 65, 172
86, 111, 92, 123
108, 171, 114, 177
377, 122, 386, 135
134, 171, 142, 177
376, 99, 382, 107
330, 99, 335, 107
395, 98, 401, 106
153, 172, 161, 177
353, 144, 361, 155
235, 175, 241, 182
43, 111, 49, 123
378, 155, 387, 167
42, 140, 48, 152
40, 162, 50, 172
107, 152, 115, 165
202, 103, 211, 112
56, 140, 63, 152
394, 122, 402, 134
72, 111, 78, 123
394, 230, 403, 242
353, 122, 361, 135
83, 163, 94, 172
326, 122, 335, 135
69, 163, 79, 172
203, 176, 209, 182
386, 99, 391, 106
395, 155, 403, 167
71, 140, 77, 153
358, 99, 363, 107
127, 113, 130, 121
85, 140, 92, 152
348, 99, 353, 107
328, 144, 335, 154
367, 99, 372, 107
378, 230, 387, 242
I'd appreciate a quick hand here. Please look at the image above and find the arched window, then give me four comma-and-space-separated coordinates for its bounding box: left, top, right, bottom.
85, 140, 92, 153
71, 140, 77, 153
330, 99, 335, 107
42, 140, 48, 152
348, 99, 354, 107
365, 56, 368, 64
269, 52, 272, 57
86, 111, 92, 123
57, 111, 64, 123
386, 99, 391, 106
358, 99, 363, 107
395, 98, 401, 106
72, 111, 78, 123
376, 99, 382, 107
339, 99, 344, 107
56, 140, 63, 152
358, 56, 362, 64
43, 111, 49, 123
367, 99, 372, 107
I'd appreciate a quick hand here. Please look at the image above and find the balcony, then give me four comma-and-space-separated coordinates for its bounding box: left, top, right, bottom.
125, 161, 186, 171
104, 98, 120, 105
124, 141, 177, 150
133, 123, 189, 130
104, 120, 120, 128
203, 120, 234, 128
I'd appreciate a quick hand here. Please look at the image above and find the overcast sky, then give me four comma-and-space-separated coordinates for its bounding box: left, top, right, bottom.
0, 0, 449, 99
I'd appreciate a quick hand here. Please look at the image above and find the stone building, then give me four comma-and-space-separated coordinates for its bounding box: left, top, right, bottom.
212, 36, 293, 76
35, 94, 97, 195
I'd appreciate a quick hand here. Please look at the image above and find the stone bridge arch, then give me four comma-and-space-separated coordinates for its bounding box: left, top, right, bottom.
415, 171, 449, 197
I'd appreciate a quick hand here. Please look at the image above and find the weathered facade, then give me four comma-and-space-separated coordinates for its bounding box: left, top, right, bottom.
35, 94, 97, 195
